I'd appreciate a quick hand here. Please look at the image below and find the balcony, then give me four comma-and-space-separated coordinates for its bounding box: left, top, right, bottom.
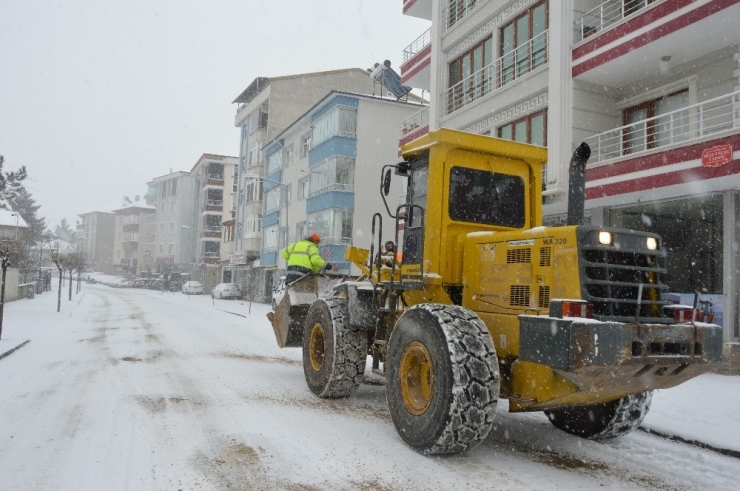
403, 0, 431, 20
205, 175, 224, 188
400, 28, 431, 89
572, 1, 740, 85
441, 31, 548, 117
204, 199, 223, 213
308, 183, 354, 199
443, 0, 484, 31
399, 107, 429, 147
574, 0, 655, 43
583, 89, 740, 166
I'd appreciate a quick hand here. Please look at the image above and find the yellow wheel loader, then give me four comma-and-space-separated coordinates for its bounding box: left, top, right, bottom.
268, 128, 722, 455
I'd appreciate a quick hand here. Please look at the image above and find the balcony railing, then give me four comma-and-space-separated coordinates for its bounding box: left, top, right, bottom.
203, 225, 221, 233
202, 252, 220, 258
583, 89, 740, 166
401, 107, 429, 135
574, 0, 655, 42
402, 27, 432, 64
308, 183, 354, 199
441, 30, 548, 117
444, 0, 484, 31
206, 200, 223, 207
208, 173, 223, 180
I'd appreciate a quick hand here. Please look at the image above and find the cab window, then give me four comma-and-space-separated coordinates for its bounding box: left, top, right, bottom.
449, 166, 525, 227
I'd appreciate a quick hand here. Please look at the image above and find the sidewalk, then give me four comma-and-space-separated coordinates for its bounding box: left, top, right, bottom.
2, 283, 739, 457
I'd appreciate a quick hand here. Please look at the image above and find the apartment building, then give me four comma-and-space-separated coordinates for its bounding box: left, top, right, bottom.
252, 90, 424, 295
231, 69, 381, 302
187, 154, 237, 293
146, 171, 194, 273
111, 203, 156, 277
400, 0, 740, 358
76, 211, 115, 274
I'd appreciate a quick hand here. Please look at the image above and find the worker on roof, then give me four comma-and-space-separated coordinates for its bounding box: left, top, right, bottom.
281, 232, 332, 283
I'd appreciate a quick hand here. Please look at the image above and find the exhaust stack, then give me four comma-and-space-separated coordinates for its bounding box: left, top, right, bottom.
566, 142, 592, 226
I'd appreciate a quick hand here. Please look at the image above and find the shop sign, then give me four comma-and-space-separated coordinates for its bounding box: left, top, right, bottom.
230, 254, 247, 265
701, 145, 733, 168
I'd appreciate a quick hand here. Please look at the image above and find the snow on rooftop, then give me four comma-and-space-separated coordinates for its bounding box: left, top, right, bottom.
0, 208, 29, 228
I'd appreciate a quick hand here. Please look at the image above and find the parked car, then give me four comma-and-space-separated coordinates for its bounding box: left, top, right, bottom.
271, 276, 286, 310
211, 283, 241, 299
182, 281, 203, 295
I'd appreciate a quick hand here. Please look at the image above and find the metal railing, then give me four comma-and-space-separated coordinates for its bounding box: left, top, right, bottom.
203, 225, 221, 232
583, 89, 740, 165
441, 30, 548, 117
401, 107, 430, 135
208, 174, 223, 180
206, 200, 223, 206
202, 252, 220, 258
574, 0, 654, 42
307, 183, 354, 199
444, 0, 485, 31
402, 28, 432, 64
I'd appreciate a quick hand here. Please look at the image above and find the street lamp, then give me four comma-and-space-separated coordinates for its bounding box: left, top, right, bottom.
243, 174, 290, 252
10, 212, 19, 240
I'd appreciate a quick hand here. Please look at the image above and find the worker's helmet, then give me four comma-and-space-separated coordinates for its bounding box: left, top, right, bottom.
309, 232, 321, 243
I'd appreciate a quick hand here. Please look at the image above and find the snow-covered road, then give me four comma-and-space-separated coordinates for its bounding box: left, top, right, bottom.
1, 283, 738, 490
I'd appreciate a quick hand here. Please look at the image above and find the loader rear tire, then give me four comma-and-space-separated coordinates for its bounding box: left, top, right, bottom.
545, 391, 653, 439
386, 304, 499, 455
302, 297, 367, 398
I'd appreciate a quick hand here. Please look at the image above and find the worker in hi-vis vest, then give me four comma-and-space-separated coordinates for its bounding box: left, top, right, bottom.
281, 232, 332, 283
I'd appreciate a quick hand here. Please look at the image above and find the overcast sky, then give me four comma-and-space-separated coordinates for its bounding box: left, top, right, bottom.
0, 0, 429, 230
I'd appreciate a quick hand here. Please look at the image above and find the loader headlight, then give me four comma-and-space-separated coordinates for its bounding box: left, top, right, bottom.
646, 237, 658, 250
598, 231, 613, 245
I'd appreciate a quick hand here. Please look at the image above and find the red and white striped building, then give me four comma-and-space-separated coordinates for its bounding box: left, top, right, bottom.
400, 0, 740, 348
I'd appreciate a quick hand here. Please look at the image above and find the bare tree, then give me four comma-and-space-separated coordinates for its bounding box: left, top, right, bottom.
48, 239, 75, 312
66, 250, 85, 300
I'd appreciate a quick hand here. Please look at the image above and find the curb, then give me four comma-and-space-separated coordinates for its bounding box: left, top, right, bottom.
0, 339, 31, 361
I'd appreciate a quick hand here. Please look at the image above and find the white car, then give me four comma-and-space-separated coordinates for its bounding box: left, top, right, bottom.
211, 283, 241, 299
182, 281, 203, 295
271, 276, 286, 310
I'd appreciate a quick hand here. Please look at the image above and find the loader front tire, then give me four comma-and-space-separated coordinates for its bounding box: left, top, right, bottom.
302, 297, 367, 398
386, 304, 499, 455
545, 391, 653, 439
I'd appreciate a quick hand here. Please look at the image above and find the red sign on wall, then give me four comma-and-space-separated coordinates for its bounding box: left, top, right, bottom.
701, 145, 733, 168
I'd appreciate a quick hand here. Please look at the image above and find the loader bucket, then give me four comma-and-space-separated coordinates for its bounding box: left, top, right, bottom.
267, 274, 346, 348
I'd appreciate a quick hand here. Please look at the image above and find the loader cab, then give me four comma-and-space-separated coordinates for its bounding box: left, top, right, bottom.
392, 128, 547, 288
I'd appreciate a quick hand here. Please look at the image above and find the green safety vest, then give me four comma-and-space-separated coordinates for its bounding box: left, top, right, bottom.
281, 239, 325, 273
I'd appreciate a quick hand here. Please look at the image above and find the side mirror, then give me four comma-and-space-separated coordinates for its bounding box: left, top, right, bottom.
383, 169, 392, 196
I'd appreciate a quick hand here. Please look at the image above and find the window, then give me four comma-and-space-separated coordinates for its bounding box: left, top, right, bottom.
266, 149, 283, 174
498, 110, 547, 146
245, 179, 263, 202
500, 1, 547, 86
248, 142, 263, 168
298, 178, 310, 201
300, 134, 311, 157
309, 156, 355, 197
296, 222, 309, 241
263, 224, 279, 250
160, 180, 168, 198
159, 203, 165, 214
284, 145, 294, 167
307, 209, 353, 244
170, 178, 177, 196
245, 214, 261, 236
168, 244, 174, 254
448, 167, 525, 228
159, 223, 165, 233
158, 244, 164, 254
448, 36, 493, 111
311, 105, 357, 147
249, 106, 268, 133
264, 187, 281, 213
169, 222, 175, 232
170, 201, 176, 212
622, 90, 689, 154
